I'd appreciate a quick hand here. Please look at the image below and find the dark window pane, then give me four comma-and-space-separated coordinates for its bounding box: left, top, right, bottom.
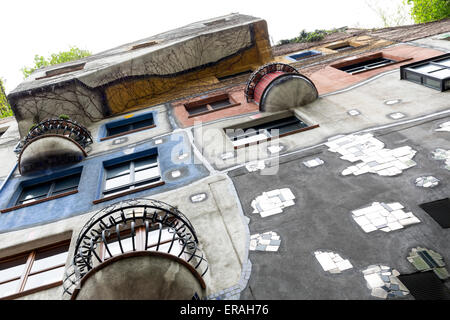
130, 118, 154, 130
405, 71, 422, 83
18, 183, 50, 204
339, 57, 394, 73
107, 124, 131, 137
187, 105, 209, 115
209, 99, 231, 109
424, 77, 441, 90
52, 174, 80, 194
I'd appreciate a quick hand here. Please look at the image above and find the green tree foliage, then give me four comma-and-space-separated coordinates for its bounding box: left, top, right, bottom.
407, 0, 450, 23
278, 28, 346, 45
0, 78, 13, 119
21, 46, 91, 79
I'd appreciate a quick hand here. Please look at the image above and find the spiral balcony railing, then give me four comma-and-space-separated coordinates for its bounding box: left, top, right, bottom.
244, 62, 299, 102
14, 118, 93, 154
62, 198, 208, 299
14, 118, 93, 174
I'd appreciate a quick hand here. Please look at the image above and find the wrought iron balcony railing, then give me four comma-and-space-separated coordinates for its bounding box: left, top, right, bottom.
14, 118, 93, 155
62, 198, 208, 299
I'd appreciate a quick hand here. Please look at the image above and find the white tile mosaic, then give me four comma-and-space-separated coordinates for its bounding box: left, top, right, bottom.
251, 188, 295, 218
432, 148, 450, 170
249, 231, 281, 252
325, 133, 417, 177
415, 176, 439, 188
314, 251, 353, 273
303, 158, 324, 168
351, 202, 420, 233
435, 121, 450, 132
245, 160, 266, 172
362, 265, 409, 299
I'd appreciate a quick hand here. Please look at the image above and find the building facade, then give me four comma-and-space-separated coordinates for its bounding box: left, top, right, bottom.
0, 14, 449, 300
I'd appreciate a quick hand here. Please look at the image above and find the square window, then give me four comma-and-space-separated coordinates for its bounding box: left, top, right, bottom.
16, 173, 81, 206
401, 53, 450, 91
184, 94, 240, 117
225, 114, 315, 148
103, 113, 155, 141
419, 198, 450, 228
102, 154, 161, 198
0, 241, 70, 299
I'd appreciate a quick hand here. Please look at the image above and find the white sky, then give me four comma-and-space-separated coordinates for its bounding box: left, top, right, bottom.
1, 0, 412, 94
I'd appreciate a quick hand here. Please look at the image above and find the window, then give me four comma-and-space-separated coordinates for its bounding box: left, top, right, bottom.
335, 56, 396, 74
16, 173, 80, 206
0, 241, 69, 299
226, 115, 317, 148
326, 42, 355, 52
400, 53, 450, 91
102, 154, 161, 198
35, 63, 85, 80
102, 113, 155, 141
98, 225, 184, 263
184, 93, 240, 117
419, 198, 450, 228
287, 50, 322, 61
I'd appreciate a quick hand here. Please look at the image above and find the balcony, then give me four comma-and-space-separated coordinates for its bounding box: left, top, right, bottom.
14, 118, 93, 174
244, 62, 318, 112
62, 198, 208, 300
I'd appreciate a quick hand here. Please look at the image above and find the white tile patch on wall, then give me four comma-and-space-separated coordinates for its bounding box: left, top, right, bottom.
363, 265, 409, 299
325, 133, 417, 177
303, 158, 324, 168
249, 231, 281, 252
415, 176, 439, 188
246, 160, 266, 172
314, 251, 353, 273
432, 148, 450, 170
435, 121, 450, 132
251, 188, 295, 218
352, 202, 420, 233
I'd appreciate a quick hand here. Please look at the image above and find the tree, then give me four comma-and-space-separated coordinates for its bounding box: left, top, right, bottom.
407, 0, 450, 23
21, 46, 91, 79
0, 78, 13, 119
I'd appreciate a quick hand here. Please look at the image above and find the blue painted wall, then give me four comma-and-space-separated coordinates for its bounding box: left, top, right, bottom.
0, 131, 209, 233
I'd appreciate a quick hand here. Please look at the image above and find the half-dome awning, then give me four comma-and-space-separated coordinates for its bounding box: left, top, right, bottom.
245, 63, 318, 112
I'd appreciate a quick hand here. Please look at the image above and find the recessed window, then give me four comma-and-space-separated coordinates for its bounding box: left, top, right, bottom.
225, 114, 318, 148
184, 93, 240, 117
287, 50, 322, 61
401, 53, 450, 91
0, 241, 69, 299
18, 173, 80, 206
102, 113, 155, 141
419, 198, 450, 228
326, 42, 355, 52
35, 63, 85, 80
334, 56, 396, 74
102, 154, 162, 199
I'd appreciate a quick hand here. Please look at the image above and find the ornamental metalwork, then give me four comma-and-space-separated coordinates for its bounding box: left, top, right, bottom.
244, 62, 299, 102
62, 198, 208, 298
14, 118, 93, 155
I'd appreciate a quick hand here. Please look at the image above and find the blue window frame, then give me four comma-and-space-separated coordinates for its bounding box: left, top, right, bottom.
102, 112, 155, 141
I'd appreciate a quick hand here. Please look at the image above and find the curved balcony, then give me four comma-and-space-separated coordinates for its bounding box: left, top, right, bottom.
244, 62, 318, 112
14, 118, 93, 174
62, 198, 208, 300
